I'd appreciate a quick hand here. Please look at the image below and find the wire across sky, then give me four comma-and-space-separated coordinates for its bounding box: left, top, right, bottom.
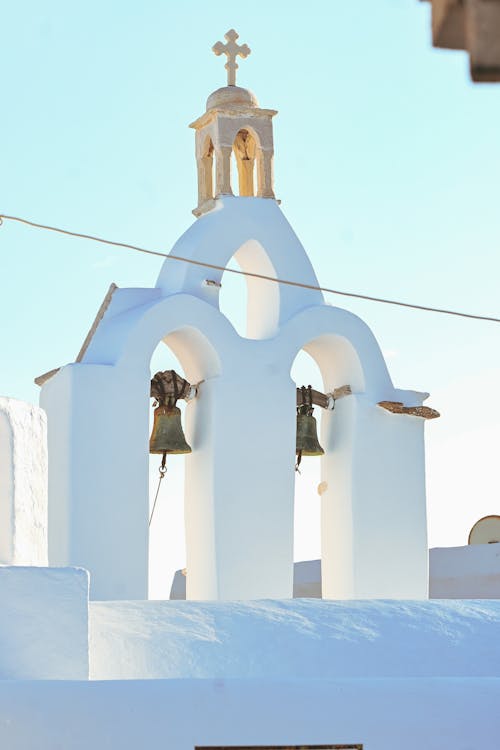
1, 213, 499, 325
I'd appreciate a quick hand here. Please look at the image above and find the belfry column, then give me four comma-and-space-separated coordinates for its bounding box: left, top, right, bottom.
196, 156, 211, 207
215, 146, 233, 196
257, 150, 275, 199
321, 394, 431, 600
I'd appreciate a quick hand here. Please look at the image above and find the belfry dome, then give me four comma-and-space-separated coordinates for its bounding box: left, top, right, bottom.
206, 85, 259, 111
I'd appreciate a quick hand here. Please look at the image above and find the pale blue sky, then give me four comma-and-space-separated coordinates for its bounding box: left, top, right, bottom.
1, 1, 500, 593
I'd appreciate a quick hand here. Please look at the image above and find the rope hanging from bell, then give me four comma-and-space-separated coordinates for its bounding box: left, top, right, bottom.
149, 452, 167, 527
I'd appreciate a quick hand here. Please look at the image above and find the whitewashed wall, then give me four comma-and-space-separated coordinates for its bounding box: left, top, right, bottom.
430, 543, 500, 598
89, 598, 500, 680
0, 397, 47, 565
0, 677, 498, 750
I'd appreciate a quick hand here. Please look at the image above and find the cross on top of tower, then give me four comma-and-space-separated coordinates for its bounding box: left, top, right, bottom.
212, 29, 251, 87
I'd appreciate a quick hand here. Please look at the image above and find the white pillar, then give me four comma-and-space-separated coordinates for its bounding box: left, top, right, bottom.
321, 395, 428, 599
185, 370, 295, 600
41, 364, 150, 601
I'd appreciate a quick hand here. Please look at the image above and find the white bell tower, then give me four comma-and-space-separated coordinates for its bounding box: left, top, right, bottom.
39, 30, 435, 603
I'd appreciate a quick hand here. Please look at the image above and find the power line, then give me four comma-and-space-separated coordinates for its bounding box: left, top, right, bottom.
1, 212, 499, 325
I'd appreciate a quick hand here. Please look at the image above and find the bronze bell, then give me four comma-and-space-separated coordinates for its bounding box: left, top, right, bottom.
296, 409, 325, 459
149, 403, 192, 455
296, 384, 324, 468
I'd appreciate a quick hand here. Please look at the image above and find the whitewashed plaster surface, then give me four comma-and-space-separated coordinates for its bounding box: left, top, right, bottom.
0, 677, 498, 750
41, 197, 431, 601
0, 566, 89, 680
89, 598, 500, 680
0, 397, 47, 565
430, 542, 500, 598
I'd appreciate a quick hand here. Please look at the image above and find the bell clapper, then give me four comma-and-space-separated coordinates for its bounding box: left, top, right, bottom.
159, 450, 167, 476
295, 450, 302, 473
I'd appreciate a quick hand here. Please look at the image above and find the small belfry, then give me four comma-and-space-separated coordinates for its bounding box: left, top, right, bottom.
191, 29, 277, 216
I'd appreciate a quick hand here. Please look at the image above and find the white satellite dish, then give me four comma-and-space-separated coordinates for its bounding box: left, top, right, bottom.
468, 515, 500, 545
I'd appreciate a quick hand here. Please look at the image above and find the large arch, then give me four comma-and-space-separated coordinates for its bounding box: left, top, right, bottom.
43, 295, 228, 600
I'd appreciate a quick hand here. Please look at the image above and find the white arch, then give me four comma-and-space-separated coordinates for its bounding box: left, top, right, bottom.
280, 304, 395, 401
218, 239, 280, 339
155, 198, 324, 329
81, 294, 232, 375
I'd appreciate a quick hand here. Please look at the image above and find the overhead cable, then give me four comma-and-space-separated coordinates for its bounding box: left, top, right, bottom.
1, 213, 499, 324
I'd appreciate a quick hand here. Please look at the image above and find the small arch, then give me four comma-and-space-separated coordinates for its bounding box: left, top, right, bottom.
232, 128, 258, 196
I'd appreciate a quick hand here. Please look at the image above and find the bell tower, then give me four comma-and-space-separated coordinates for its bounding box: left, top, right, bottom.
190, 29, 277, 217
39, 29, 432, 603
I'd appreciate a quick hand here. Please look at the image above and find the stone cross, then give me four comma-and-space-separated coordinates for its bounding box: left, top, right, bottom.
212, 29, 251, 86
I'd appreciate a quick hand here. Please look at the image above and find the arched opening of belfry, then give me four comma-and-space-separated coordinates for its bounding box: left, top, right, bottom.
289, 332, 365, 597
291, 349, 324, 569
218, 240, 280, 340
232, 128, 258, 197
148, 342, 188, 599
147, 327, 220, 600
